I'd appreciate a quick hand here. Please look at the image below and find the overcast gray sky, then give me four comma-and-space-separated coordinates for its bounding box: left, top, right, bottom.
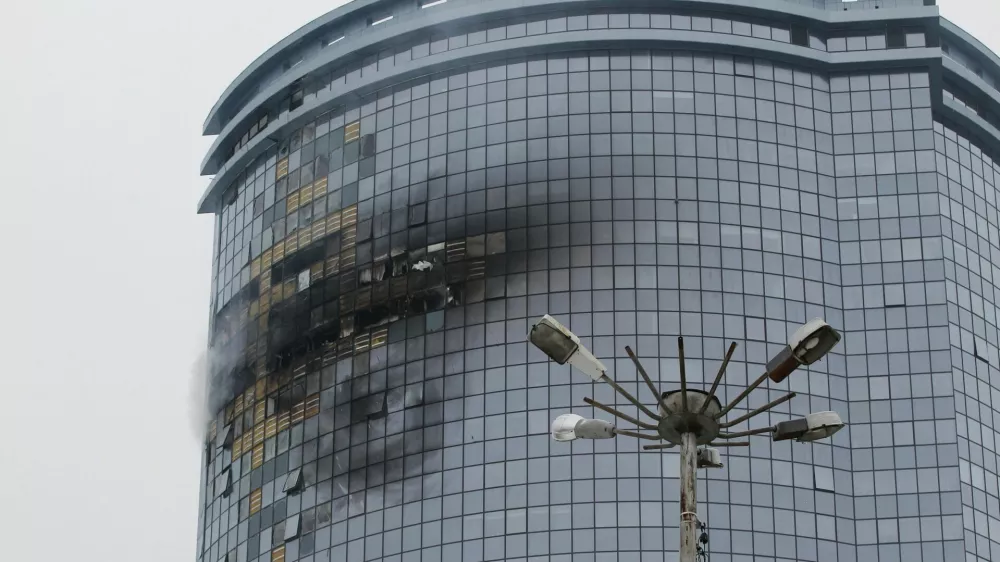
0, 1, 995, 560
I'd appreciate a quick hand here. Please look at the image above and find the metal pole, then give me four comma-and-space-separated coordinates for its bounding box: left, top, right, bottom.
679, 432, 698, 562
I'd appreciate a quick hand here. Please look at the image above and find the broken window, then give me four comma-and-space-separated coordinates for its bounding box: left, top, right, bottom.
791, 25, 808, 47
339, 315, 355, 338
289, 83, 305, 111
391, 251, 408, 277
367, 392, 387, 419
217, 424, 234, 450
360, 134, 376, 158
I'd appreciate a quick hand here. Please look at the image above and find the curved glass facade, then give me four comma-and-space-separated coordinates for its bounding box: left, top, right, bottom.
197, 2, 1000, 562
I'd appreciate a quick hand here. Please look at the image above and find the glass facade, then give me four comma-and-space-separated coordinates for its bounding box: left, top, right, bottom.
197, 2, 1000, 561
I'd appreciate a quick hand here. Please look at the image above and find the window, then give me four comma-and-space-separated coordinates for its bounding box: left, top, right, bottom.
885, 284, 905, 307
368, 14, 393, 26
815, 466, 835, 492
217, 424, 233, 449
271, 545, 285, 562
289, 85, 304, 111
284, 514, 301, 541
284, 468, 304, 494
250, 488, 263, 515
360, 134, 376, 157
251, 443, 264, 468
905, 29, 926, 47
345, 121, 360, 143
974, 338, 991, 365
217, 469, 232, 497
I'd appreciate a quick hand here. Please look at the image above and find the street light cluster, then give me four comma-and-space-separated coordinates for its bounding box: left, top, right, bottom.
528, 314, 846, 562
528, 314, 845, 450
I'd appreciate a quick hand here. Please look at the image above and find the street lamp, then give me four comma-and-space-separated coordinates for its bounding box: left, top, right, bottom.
529, 316, 845, 562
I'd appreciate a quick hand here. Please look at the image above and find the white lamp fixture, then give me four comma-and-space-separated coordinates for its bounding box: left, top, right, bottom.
766, 318, 842, 383
550, 413, 615, 441
773, 411, 845, 442
697, 448, 723, 468
528, 315, 607, 381
799, 411, 845, 442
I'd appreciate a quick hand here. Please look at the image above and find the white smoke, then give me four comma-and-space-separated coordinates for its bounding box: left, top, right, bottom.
187, 343, 247, 440
187, 351, 211, 440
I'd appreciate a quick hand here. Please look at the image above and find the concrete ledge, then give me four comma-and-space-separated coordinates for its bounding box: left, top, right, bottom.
204, 0, 938, 136
198, 28, 940, 213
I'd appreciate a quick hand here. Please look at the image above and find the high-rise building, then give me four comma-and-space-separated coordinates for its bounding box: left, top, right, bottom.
196, 1, 1000, 560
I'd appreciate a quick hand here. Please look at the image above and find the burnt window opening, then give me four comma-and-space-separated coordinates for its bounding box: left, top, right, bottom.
310, 306, 328, 331
447, 284, 464, 307
358, 264, 375, 286
340, 314, 355, 339
887, 27, 906, 49
791, 25, 808, 47
373, 261, 387, 283
351, 392, 387, 424
408, 286, 448, 315
360, 134, 376, 158
391, 251, 409, 277
289, 82, 305, 111
356, 306, 391, 332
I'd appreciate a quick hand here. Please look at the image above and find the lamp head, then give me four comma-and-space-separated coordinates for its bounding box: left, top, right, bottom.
789, 318, 841, 366
773, 411, 844, 442
550, 413, 615, 442
528, 315, 579, 364
528, 315, 607, 381
697, 447, 724, 468
767, 318, 841, 383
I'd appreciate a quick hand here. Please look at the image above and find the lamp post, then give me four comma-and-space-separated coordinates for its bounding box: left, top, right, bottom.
528, 315, 845, 562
